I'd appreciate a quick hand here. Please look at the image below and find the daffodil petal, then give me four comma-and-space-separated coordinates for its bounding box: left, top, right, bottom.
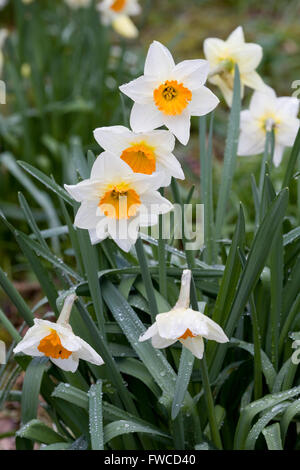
130, 102, 165, 133
180, 336, 204, 359
144, 40, 175, 79
189, 86, 219, 116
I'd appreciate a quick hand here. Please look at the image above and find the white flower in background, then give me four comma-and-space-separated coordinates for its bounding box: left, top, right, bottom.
0, 0, 8, 9
14, 295, 104, 373
0, 29, 8, 77
64, 0, 91, 8
93, 126, 184, 186
238, 88, 300, 166
0, 340, 6, 364
65, 152, 172, 252
204, 26, 267, 106
98, 0, 141, 38
120, 41, 219, 145
139, 270, 228, 359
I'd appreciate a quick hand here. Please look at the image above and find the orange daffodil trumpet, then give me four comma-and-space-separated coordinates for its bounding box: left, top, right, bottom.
13, 294, 104, 372
93, 126, 184, 186
139, 270, 229, 359
238, 88, 300, 167
119, 41, 219, 145
204, 26, 267, 107
65, 152, 172, 252
97, 0, 141, 39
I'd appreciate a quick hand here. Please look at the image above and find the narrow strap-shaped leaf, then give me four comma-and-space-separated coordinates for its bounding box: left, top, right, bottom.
262, 423, 283, 450
171, 348, 194, 420
215, 65, 241, 239
234, 385, 300, 449
16, 419, 66, 445
89, 381, 104, 450
245, 403, 287, 450
280, 399, 300, 442
0, 266, 34, 326
17, 160, 74, 205
282, 126, 300, 188
103, 420, 171, 445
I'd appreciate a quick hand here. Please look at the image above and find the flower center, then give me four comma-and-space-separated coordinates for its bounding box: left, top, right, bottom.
38, 329, 72, 360
153, 80, 192, 116
99, 183, 141, 219
259, 113, 280, 133
121, 142, 156, 175
110, 0, 126, 12
178, 328, 197, 340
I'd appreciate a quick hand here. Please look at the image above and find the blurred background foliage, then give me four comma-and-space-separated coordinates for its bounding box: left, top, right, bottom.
0, 0, 300, 274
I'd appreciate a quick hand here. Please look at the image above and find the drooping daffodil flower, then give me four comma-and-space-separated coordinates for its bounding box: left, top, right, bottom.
93, 126, 184, 187
204, 26, 267, 107
13, 294, 104, 372
238, 88, 300, 167
120, 40, 219, 145
65, 151, 172, 252
97, 0, 141, 39
0, 340, 5, 364
139, 270, 229, 359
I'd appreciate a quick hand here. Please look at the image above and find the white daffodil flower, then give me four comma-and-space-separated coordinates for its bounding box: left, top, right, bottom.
93, 126, 184, 186
204, 26, 267, 107
13, 295, 104, 373
64, 0, 91, 8
97, 0, 141, 38
238, 88, 300, 167
0, 340, 6, 364
139, 270, 228, 359
65, 152, 173, 252
119, 41, 219, 145
0, 0, 8, 9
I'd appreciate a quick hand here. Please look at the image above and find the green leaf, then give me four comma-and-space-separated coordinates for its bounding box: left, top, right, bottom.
0, 266, 34, 326
262, 422, 283, 450
89, 381, 104, 450
172, 348, 194, 420
16, 419, 66, 445
282, 126, 300, 188
215, 65, 241, 239
17, 160, 74, 206
234, 385, 300, 449
103, 420, 171, 445
21, 357, 48, 425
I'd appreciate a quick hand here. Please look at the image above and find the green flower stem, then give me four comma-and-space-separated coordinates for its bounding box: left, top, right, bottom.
158, 188, 167, 299
0, 309, 21, 343
135, 236, 159, 321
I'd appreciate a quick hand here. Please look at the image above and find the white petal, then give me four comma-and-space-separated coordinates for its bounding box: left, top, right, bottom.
51, 355, 79, 373
273, 145, 285, 167
144, 41, 175, 79
238, 130, 265, 156
248, 89, 276, 117
74, 200, 100, 229
89, 228, 108, 245
13, 322, 49, 355
151, 334, 176, 349
120, 75, 156, 104
189, 86, 219, 116
77, 338, 104, 366
91, 151, 134, 181
163, 110, 191, 145
93, 125, 131, 154
157, 151, 184, 180
227, 26, 245, 47
180, 336, 204, 359
201, 316, 229, 343
173, 60, 210, 90
275, 97, 300, 118
241, 71, 267, 92
64, 180, 103, 203
130, 102, 165, 133
142, 129, 175, 152
112, 15, 138, 39
277, 118, 300, 146
209, 75, 233, 107
233, 44, 263, 72
203, 38, 226, 64
139, 322, 159, 342
140, 190, 173, 216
